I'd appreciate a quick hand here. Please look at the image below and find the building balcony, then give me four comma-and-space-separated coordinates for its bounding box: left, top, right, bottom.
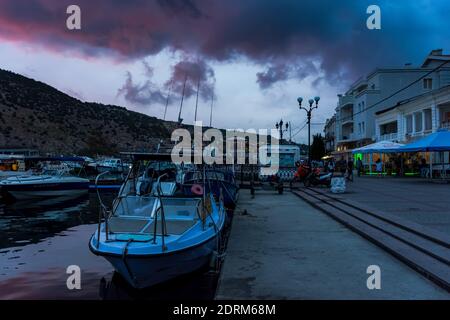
338, 95, 354, 109
341, 118, 354, 126
377, 133, 398, 142
337, 133, 357, 143
440, 121, 450, 130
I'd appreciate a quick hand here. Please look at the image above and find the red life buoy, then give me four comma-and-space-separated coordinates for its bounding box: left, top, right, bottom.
191, 184, 204, 195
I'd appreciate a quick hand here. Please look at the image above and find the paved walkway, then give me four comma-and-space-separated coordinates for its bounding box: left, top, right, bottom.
215, 190, 449, 299
344, 176, 450, 234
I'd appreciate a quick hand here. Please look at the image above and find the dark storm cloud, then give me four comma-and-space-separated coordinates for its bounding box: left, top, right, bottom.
117, 59, 215, 107
256, 64, 290, 89
156, 0, 204, 18
1, 0, 449, 88
167, 59, 216, 101
256, 60, 319, 89
117, 65, 166, 106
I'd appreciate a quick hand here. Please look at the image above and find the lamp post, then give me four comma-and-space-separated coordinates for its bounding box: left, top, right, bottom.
297, 96, 320, 165
275, 119, 289, 142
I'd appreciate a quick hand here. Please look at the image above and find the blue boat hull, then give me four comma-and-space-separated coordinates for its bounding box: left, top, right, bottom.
90, 235, 218, 289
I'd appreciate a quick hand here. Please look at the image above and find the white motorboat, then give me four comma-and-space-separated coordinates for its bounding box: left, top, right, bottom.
89, 153, 226, 289
0, 157, 90, 200
95, 158, 129, 174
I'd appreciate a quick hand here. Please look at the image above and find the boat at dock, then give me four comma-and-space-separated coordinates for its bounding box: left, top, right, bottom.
92, 158, 130, 174
0, 155, 31, 180
182, 167, 239, 209
89, 153, 226, 289
0, 157, 90, 200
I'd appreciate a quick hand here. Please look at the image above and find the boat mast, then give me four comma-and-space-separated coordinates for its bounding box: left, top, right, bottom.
163, 79, 173, 120
194, 77, 200, 123
209, 92, 214, 127
177, 74, 188, 124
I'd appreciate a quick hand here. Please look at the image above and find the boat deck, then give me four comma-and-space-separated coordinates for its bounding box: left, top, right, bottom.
108, 216, 197, 235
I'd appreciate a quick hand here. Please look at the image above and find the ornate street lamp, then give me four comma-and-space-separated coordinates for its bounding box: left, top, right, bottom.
298, 96, 320, 164
275, 119, 289, 142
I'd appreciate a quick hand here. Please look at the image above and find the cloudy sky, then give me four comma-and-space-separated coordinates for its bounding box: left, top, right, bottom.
0, 0, 449, 143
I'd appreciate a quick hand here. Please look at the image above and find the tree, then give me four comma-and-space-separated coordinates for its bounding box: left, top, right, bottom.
310, 134, 325, 161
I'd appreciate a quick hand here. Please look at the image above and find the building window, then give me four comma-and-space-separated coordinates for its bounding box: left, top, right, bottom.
358, 123, 361, 134
406, 115, 413, 134
362, 122, 365, 133
424, 109, 432, 131
423, 78, 433, 90
414, 112, 423, 132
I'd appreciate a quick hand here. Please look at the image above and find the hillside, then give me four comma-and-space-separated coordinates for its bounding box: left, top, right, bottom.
0, 69, 188, 156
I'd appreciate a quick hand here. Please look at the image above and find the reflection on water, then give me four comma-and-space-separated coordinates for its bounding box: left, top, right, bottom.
0, 193, 114, 249
0, 191, 224, 300
99, 267, 218, 300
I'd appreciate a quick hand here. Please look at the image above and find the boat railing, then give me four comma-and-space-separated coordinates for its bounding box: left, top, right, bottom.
153, 173, 169, 251
210, 169, 237, 207
96, 171, 111, 247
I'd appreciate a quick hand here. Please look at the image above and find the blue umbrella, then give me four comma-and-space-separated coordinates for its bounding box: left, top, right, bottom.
399, 129, 450, 152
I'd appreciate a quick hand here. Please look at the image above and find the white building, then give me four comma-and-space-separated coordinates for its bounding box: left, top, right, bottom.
333, 49, 450, 158
258, 143, 301, 168
323, 115, 336, 154
375, 85, 450, 143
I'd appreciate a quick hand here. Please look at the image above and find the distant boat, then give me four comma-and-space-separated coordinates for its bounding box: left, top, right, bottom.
89, 153, 226, 289
182, 167, 239, 209
0, 157, 90, 200
94, 158, 129, 174
0, 155, 31, 180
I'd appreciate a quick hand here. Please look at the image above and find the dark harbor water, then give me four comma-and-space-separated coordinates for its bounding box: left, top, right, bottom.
0, 192, 223, 300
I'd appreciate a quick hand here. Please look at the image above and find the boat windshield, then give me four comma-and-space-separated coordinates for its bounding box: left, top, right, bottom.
41, 169, 64, 176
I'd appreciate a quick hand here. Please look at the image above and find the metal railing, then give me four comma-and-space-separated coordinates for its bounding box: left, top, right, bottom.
96, 171, 111, 247
378, 132, 398, 141
96, 164, 223, 253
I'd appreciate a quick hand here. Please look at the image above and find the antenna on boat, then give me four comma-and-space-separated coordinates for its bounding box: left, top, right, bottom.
194, 77, 200, 123
177, 74, 188, 125
163, 79, 173, 120
209, 92, 214, 127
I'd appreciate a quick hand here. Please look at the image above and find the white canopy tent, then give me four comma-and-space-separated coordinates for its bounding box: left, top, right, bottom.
352, 141, 405, 154
352, 141, 405, 175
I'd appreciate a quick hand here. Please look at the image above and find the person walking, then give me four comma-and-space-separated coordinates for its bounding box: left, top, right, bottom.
346, 158, 354, 181
375, 158, 383, 177
327, 159, 335, 173
338, 157, 346, 176
356, 158, 363, 177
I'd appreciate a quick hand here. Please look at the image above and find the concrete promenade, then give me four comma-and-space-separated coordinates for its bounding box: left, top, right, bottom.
344, 176, 450, 234
215, 190, 449, 299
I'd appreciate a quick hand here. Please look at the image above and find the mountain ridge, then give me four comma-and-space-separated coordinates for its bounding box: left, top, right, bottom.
0, 68, 192, 156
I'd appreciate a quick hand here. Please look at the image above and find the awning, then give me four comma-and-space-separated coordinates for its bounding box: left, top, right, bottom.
398, 129, 450, 152
352, 141, 404, 154
24, 156, 86, 162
